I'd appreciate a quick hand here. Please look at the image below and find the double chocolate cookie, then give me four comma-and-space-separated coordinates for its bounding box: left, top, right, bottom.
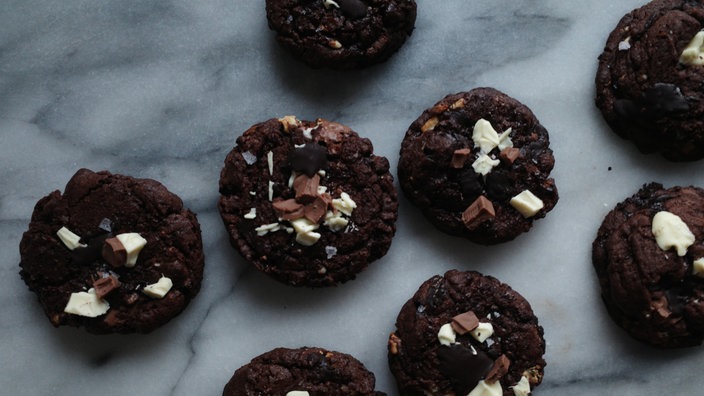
388, 270, 546, 395
223, 347, 385, 396
398, 87, 558, 245
595, 0, 704, 161
19, 169, 204, 334
593, 183, 704, 348
265, 0, 417, 69
218, 116, 398, 287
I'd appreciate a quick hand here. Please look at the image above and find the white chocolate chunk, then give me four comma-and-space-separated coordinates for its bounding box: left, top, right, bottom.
652, 211, 694, 256
332, 192, 357, 216
323, 210, 349, 231
143, 276, 173, 299
244, 208, 257, 219
64, 288, 109, 317
278, 115, 300, 132
255, 223, 281, 236
511, 376, 531, 396
286, 392, 310, 396
437, 323, 457, 345
497, 127, 514, 151
56, 226, 87, 250
115, 233, 147, 268
510, 190, 544, 218
268, 181, 274, 201
680, 30, 704, 65
468, 379, 503, 396
472, 154, 500, 176
267, 151, 274, 175
472, 119, 500, 153
694, 258, 704, 277
322, 0, 339, 9
618, 37, 631, 51
470, 322, 494, 343
290, 218, 321, 246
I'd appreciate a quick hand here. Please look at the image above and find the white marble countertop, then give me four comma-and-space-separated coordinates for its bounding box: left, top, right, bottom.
3, 0, 704, 394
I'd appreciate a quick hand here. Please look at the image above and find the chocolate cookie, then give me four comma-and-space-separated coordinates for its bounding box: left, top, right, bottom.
595, 0, 704, 161
19, 169, 204, 334
592, 183, 704, 348
223, 347, 385, 396
387, 270, 546, 396
264, 0, 417, 69
398, 87, 558, 245
218, 116, 398, 287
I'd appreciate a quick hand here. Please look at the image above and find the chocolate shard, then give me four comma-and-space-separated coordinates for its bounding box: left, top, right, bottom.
462, 196, 495, 230
304, 196, 328, 223
293, 174, 321, 203
273, 198, 305, 220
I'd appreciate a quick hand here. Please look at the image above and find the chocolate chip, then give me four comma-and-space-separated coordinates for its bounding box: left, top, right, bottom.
289, 142, 328, 176
337, 0, 367, 19
437, 344, 493, 396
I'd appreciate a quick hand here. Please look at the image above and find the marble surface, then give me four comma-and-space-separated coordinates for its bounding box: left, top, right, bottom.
3, 0, 704, 394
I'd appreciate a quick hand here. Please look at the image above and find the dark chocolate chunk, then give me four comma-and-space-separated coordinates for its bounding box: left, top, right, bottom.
289, 143, 328, 177
642, 83, 690, 115
338, 0, 368, 19
437, 344, 493, 395
71, 234, 110, 266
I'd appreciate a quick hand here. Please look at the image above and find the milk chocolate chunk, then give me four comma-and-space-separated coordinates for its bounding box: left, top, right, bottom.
293, 174, 321, 203
485, 354, 511, 383
499, 147, 520, 165
451, 311, 480, 335
93, 275, 121, 299
451, 148, 471, 169
272, 198, 305, 220
462, 196, 495, 230
102, 237, 127, 268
